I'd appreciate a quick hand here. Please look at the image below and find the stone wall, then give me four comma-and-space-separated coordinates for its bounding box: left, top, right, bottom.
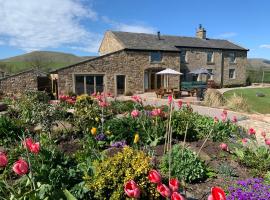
99, 31, 124, 55
0, 70, 39, 94
57, 50, 181, 96
180, 48, 247, 86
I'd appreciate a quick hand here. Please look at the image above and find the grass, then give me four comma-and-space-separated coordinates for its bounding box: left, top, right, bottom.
223, 88, 270, 114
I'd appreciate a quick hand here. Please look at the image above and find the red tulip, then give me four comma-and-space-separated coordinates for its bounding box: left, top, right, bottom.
131, 109, 140, 118
0, 152, 8, 167
219, 143, 228, 151
265, 139, 270, 146
24, 138, 34, 149
157, 183, 171, 198
30, 142, 40, 154
171, 192, 185, 200
12, 159, 29, 176
209, 187, 226, 200
169, 178, 180, 192
148, 169, 162, 184
249, 128, 256, 135
124, 180, 140, 198
151, 108, 162, 117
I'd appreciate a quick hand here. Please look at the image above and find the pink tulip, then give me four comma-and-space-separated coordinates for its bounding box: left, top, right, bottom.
221, 114, 227, 122
208, 187, 226, 200
177, 100, 183, 109
169, 178, 180, 192
265, 139, 270, 146
148, 169, 162, 184
232, 116, 237, 123
151, 108, 162, 117
261, 131, 267, 138
168, 95, 173, 104
249, 128, 256, 135
23, 138, 34, 149
124, 180, 140, 198
186, 101, 190, 107
242, 138, 248, 145
219, 143, 228, 151
98, 101, 109, 108
222, 109, 228, 116
131, 110, 140, 118
157, 183, 171, 198
12, 159, 29, 176
0, 152, 8, 167
131, 95, 142, 103
171, 192, 185, 200
30, 142, 40, 154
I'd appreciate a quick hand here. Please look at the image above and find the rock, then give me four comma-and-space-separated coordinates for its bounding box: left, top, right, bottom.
256, 92, 265, 97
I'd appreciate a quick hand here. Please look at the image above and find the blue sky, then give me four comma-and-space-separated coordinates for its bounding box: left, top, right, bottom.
0, 0, 270, 59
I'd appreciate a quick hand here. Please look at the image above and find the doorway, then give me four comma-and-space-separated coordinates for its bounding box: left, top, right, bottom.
116, 75, 125, 95
144, 68, 164, 92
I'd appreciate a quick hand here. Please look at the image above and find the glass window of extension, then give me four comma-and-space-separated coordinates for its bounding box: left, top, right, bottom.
229, 69, 236, 79
180, 50, 187, 63
150, 52, 162, 62
229, 52, 236, 63
75, 74, 104, 95
207, 52, 214, 63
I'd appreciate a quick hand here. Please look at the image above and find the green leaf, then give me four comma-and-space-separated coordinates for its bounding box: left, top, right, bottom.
63, 189, 77, 200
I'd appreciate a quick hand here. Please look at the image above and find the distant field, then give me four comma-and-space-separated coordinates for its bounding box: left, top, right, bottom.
247, 70, 270, 84
224, 88, 270, 114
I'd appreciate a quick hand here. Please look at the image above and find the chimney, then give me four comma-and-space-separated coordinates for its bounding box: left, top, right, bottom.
196, 24, 206, 39
157, 31, 161, 40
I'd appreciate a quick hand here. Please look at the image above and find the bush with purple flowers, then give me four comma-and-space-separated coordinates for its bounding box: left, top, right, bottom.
227, 178, 270, 200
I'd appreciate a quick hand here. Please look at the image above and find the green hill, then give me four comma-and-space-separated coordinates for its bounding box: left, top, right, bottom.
247, 58, 270, 83
0, 51, 96, 74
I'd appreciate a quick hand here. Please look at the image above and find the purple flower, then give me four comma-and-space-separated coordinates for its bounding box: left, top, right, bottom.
110, 140, 127, 148
95, 133, 106, 141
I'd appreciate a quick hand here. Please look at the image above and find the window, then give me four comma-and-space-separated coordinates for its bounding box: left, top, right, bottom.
207, 69, 213, 79
229, 52, 236, 63
207, 52, 214, 63
180, 50, 187, 63
229, 69, 236, 79
74, 74, 104, 95
150, 52, 162, 62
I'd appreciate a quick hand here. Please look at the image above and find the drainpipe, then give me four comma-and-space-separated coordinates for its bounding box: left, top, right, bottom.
220, 51, 224, 88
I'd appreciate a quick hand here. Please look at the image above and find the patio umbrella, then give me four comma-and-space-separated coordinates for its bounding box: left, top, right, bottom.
156, 68, 182, 88
189, 68, 213, 81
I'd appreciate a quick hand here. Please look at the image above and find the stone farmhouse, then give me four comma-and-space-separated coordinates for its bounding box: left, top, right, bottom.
51, 25, 248, 96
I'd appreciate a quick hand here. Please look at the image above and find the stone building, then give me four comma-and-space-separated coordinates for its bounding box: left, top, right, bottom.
52, 25, 248, 96
0, 69, 51, 94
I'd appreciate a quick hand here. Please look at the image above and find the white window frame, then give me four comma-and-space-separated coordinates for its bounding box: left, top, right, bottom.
180, 50, 188, 63
229, 52, 236, 63
150, 51, 162, 63
207, 51, 214, 63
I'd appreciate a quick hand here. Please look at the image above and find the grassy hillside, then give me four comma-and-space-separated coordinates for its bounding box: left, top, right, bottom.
0, 51, 96, 74
247, 58, 270, 83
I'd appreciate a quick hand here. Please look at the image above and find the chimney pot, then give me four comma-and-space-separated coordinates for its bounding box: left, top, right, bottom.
157, 31, 161, 40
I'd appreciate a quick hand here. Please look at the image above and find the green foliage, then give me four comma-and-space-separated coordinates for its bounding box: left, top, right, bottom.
0, 116, 26, 146
160, 144, 208, 183
217, 163, 238, 178
85, 147, 159, 200
109, 100, 136, 114
234, 145, 270, 176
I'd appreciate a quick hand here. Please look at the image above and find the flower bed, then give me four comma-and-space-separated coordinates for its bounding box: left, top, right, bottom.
0, 91, 269, 199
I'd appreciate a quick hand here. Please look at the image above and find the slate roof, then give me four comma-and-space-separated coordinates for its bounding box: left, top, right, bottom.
111, 31, 248, 51
0, 68, 48, 80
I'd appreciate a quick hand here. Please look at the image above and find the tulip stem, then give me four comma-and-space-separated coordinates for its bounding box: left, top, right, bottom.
197, 129, 213, 158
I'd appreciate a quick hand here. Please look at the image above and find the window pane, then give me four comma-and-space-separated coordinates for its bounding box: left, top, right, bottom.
86, 76, 94, 94
96, 75, 104, 93
150, 52, 162, 62
180, 51, 187, 63
229, 69, 235, 79
75, 76, 84, 95
229, 53, 235, 63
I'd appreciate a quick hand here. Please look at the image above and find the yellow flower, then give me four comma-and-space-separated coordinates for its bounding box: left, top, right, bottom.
105, 130, 111, 135
134, 133, 139, 144
91, 127, 97, 135
95, 117, 99, 122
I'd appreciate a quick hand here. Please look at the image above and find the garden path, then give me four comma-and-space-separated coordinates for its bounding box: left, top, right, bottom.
116, 93, 270, 145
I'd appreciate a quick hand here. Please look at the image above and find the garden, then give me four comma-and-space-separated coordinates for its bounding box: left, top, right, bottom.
0, 91, 270, 200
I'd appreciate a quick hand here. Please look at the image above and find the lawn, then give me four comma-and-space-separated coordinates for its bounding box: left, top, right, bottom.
224, 87, 270, 114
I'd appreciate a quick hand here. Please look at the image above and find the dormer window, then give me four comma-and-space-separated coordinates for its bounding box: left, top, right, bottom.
229, 52, 236, 63
150, 52, 162, 63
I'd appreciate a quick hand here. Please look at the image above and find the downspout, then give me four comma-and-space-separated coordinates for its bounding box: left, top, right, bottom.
220, 51, 224, 88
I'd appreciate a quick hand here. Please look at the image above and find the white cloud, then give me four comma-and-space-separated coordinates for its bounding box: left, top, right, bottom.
0, 40, 4, 45
0, 0, 99, 52
102, 16, 156, 34
260, 44, 270, 49
217, 32, 238, 38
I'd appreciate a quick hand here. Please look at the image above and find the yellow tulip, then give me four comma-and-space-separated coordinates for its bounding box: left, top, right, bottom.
95, 117, 99, 122
91, 127, 97, 135
105, 130, 111, 135
134, 133, 139, 144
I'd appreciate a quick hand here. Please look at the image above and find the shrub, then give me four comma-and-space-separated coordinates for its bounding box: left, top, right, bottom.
109, 100, 136, 114
226, 93, 249, 112
160, 144, 208, 183
204, 89, 225, 107
85, 147, 159, 199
